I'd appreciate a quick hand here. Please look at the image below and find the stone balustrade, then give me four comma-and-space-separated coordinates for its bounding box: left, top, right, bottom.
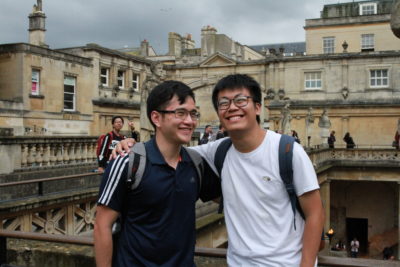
1, 135, 399, 175
0, 136, 98, 174
307, 148, 400, 171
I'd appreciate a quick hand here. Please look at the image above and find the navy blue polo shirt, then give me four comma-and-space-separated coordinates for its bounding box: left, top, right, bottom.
98, 138, 220, 267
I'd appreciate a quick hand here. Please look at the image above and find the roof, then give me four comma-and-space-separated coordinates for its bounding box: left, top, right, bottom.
250, 42, 306, 54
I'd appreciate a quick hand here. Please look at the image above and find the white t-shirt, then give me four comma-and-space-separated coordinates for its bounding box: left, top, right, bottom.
191, 130, 319, 267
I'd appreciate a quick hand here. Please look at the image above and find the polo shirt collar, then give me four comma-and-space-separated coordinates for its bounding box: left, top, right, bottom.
146, 138, 191, 165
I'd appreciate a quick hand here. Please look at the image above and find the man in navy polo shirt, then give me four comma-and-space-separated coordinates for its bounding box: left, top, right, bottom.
94, 80, 221, 267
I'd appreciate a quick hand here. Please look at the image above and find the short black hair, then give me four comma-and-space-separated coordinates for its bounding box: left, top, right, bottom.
147, 80, 195, 128
112, 116, 124, 124
212, 74, 262, 124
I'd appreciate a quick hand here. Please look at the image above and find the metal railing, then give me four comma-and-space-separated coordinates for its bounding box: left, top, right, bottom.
0, 230, 398, 267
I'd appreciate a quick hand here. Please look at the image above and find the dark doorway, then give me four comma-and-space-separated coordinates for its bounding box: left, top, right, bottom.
346, 218, 368, 253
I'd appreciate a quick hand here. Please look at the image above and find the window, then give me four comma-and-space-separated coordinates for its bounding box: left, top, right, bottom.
132, 73, 139, 91
64, 76, 76, 111
361, 34, 374, 51
370, 69, 388, 88
117, 70, 125, 88
359, 3, 377, 15
100, 68, 109, 86
305, 72, 322, 90
31, 69, 40, 95
323, 37, 335, 54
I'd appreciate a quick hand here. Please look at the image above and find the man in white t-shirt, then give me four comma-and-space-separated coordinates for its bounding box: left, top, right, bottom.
350, 237, 360, 258
116, 74, 325, 266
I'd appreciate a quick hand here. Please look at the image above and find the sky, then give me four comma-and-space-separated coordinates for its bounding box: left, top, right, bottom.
0, 0, 344, 54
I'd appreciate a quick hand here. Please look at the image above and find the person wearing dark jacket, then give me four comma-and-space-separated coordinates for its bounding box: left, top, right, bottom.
343, 132, 355, 149
328, 131, 336, 148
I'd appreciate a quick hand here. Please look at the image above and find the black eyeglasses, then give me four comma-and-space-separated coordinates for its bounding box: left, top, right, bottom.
157, 109, 200, 121
217, 95, 253, 110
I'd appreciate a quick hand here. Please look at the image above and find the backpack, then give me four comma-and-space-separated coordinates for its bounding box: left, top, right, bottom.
126, 142, 204, 192
96, 131, 113, 157
214, 135, 326, 250
214, 135, 304, 229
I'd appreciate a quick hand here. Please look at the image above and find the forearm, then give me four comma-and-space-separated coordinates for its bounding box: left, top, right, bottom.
94, 224, 114, 267
300, 212, 325, 267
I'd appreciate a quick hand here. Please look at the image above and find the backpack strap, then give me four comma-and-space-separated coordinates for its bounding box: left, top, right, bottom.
214, 138, 232, 213
279, 134, 305, 230
127, 142, 146, 190
185, 148, 204, 195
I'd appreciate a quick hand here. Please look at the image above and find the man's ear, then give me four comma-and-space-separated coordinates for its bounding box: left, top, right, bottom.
255, 102, 262, 115
151, 111, 162, 128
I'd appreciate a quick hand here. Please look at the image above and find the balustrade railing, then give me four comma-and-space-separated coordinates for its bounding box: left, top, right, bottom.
307, 147, 400, 170
0, 230, 399, 267
1, 135, 399, 175
0, 136, 98, 174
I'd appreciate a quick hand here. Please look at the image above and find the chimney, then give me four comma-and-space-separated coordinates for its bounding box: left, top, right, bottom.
141, 39, 149, 56
28, 0, 48, 47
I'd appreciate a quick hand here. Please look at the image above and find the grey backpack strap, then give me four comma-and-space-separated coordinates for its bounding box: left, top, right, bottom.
185, 148, 204, 194
127, 142, 146, 190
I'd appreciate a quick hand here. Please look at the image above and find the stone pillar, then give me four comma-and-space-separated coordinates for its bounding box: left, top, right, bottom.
320, 179, 331, 233
398, 182, 400, 260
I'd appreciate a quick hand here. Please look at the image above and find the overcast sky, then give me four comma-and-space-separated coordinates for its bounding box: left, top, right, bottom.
1, 0, 343, 54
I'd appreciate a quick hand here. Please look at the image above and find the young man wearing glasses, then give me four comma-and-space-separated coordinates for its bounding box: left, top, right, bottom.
193, 74, 324, 267
116, 74, 324, 266
94, 80, 221, 267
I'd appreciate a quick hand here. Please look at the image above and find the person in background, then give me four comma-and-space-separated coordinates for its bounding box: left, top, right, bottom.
328, 131, 336, 148
199, 124, 213, 145
128, 121, 140, 142
216, 124, 228, 140
343, 132, 355, 149
97, 116, 126, 173
350, 237, 360, 258
291, 130, 301, 144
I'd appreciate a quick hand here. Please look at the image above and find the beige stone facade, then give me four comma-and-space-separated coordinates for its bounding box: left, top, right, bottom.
0, 43, 153, 137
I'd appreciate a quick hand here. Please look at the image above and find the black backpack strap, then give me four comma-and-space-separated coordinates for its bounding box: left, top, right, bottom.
279, 134, 304, 230
127, 142, 146, 190
214, 138, 232, 213
185, 148, 204, 195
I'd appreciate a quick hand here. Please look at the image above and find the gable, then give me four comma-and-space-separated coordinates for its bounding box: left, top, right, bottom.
200, 53, 236, 67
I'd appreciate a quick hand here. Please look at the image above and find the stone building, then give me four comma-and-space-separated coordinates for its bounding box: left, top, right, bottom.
0, 1, 153, 137
0, 0, 399, 257
155, 0, 400, 255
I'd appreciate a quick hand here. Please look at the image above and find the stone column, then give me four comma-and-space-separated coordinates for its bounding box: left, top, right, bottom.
320, 179, 331, 232
320, 178, 331, 255
398, 182, 400, 260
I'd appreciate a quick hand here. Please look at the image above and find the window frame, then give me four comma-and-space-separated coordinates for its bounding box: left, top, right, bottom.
369, 69, 389, 88
31, 69, 40, 95
100, 67, 109, 87
361, 34, 374, 51
64, 75, 76, 111
323, 37, 335, 54
304, 72, 322, 90
117, 70, 125, 89
359, 3, 377, 15
132, 73, 139, 91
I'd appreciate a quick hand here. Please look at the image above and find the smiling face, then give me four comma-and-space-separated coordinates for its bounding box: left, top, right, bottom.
151, 95, 197, 145
216, 87, 261, 134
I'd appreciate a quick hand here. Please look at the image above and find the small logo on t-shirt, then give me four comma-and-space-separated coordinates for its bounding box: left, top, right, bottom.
262, 176, 271, 181
190, 177, 196, 183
